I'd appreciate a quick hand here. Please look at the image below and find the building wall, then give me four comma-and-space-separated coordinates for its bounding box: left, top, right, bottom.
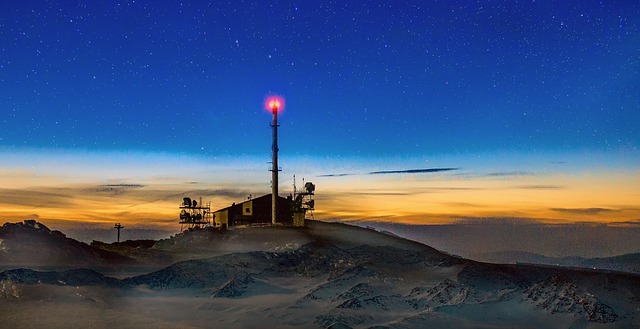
242, 200, 253, 216
214, 209, 228, 227
211, 194, 294, 227
250, 196, 274, 224
293, 211, 305, 227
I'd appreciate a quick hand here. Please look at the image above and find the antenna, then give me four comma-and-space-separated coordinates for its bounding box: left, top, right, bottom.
266, 95, 283, 225
293, 174, 297, 200
292, 177, 315, 221
178, 195, 212, 231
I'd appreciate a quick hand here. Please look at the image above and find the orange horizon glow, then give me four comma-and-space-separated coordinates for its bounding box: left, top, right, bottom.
0, 168, 638, 231
0, 150, 638, 233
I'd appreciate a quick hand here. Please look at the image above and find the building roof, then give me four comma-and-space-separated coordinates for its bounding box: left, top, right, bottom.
211, 193, 290, 213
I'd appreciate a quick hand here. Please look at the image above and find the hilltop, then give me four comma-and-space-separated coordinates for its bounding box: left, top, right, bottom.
0, 220, 132, 269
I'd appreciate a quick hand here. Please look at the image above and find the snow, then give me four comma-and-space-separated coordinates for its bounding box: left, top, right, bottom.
0, 220, 639, 328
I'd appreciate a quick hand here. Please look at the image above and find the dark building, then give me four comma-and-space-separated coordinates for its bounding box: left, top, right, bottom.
212, 194, 303, 228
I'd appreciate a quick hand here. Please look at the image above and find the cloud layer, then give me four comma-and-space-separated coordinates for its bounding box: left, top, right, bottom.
0, 150, 638, 235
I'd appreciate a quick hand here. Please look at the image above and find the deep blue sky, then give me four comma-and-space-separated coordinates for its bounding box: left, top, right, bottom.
1, 0, 638, 158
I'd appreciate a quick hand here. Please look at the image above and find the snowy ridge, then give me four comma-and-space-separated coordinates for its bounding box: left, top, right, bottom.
407, 278, 471, 310
525, 274, 618, 323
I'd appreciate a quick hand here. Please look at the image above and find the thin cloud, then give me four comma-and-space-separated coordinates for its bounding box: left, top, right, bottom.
515, 185, 563, 190
123, 188, 250, 206
86, 184, 146, 194
608, 220, 640, 227
451, 217, 546, 225
418, 187, 486, 192
551, 207, 616, 215
485, 171, 535, 177
444, 202, 488, 208
317, 167, 460, 177
99, 184, 145, 188
346, 191, 412, 196
0, 188, 77, 208
450, 171, 537, 179
316, 173, 353, 177
368, 168, 460, 175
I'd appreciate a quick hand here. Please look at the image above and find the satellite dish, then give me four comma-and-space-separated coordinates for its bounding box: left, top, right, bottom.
304, 182, 315, 193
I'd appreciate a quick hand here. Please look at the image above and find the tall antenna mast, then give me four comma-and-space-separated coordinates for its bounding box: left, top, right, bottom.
267, 96, 283, 225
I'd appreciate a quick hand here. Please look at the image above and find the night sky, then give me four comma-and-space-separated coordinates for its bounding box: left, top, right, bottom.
3, 0, 638, 155
1, 1, 639, 241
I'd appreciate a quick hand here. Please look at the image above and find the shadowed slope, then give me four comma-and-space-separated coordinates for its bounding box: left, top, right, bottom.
0, 220, 132, 268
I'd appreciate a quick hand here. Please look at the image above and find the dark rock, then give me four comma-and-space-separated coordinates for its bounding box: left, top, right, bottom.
212, 271, 255, 298
524, 274, 619, 323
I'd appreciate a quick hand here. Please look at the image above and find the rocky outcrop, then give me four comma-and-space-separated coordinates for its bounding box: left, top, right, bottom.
525, 274, 618, 323
212, 271, 255, 297
406, 279, 470, 310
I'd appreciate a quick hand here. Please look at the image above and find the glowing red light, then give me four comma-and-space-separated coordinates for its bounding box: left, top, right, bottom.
269, 99, 280, 110
265, 95, 285, 113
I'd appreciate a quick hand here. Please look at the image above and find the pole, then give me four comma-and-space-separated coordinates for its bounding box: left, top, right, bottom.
114, 223, 124, 242
271, 106, 278, 225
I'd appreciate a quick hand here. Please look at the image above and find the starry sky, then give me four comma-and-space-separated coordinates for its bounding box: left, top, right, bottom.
1, 1, 639, 239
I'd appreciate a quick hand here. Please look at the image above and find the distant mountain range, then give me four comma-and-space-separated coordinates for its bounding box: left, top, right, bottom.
475, 250, 640, 275
1, 219, 639, 328
357, 220, 640, 264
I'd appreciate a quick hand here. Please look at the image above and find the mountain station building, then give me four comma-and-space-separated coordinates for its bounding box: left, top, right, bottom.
212, 194, 305, 228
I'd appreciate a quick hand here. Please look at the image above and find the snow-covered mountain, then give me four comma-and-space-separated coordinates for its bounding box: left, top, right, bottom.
1, 220, 639, 328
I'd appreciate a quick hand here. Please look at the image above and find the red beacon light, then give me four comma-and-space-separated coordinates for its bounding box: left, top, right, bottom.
269, 99, 280, 111
265, 96, 284, 113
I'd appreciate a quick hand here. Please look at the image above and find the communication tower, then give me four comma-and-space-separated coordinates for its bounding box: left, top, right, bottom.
293, 176, 315, 220
179, 197, 212, 231
266, 96, 283, 225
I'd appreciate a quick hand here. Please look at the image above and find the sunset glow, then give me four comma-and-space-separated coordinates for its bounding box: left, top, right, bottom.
0, 150, 637, 235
